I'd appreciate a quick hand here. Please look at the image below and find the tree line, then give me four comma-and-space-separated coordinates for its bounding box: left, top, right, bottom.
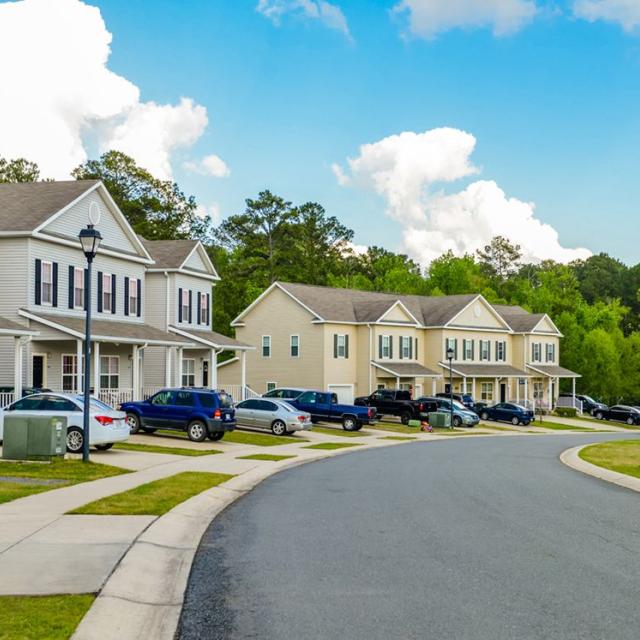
1, 153, 637, 403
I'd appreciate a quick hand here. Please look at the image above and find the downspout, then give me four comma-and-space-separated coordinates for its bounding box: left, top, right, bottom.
368, 324, 372, 393
164, 271, 170, 331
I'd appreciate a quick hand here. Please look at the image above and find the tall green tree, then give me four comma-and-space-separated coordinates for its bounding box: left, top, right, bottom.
476, 236, 522, 281
0, 157, 42, 183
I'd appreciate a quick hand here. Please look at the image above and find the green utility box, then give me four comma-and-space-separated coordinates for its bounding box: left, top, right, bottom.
428, 412, 452, 428
2, 416, 67, 461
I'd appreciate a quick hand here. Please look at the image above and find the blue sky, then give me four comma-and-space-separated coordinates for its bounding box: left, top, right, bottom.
2, 0, 639, 264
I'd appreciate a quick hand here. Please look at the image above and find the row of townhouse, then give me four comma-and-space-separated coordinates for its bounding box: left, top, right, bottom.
218, 281, 581, 409
0, 180, 252, 407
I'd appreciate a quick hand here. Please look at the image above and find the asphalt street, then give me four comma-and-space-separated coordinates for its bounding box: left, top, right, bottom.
178, 433, 640, 640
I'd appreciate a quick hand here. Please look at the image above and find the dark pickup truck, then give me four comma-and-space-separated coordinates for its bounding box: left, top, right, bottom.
288, 390, 377, 431
354, 389, 434, 424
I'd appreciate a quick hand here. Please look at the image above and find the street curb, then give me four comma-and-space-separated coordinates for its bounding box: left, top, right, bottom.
559, 445, 640, 494
71, 438, 411, 640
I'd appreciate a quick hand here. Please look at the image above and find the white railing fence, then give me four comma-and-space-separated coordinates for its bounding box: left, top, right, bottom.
142, 386, 164, 400
0, 392, 15, 408
218, 384, 260, 402
97, 388, 134, 407
556, 396, 583, 413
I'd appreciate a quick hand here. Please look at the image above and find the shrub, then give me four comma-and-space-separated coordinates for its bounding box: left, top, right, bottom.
554, 407, 577, 418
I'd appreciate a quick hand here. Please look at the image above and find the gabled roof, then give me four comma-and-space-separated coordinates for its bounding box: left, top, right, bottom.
142, 238, 220, 280
0, 180, 99, 232
493, 304, 560, 334
0, 315, 38, 336
168, 326, 253, 351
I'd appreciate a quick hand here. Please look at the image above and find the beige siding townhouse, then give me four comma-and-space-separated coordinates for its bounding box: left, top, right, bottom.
220, 281, 580, 408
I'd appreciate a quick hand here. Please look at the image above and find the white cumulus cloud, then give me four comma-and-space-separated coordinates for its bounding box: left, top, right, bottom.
573, 0, 640, 32
333, 127, 591, 265
393, 0, 538, 38
196, 203, 222, 226
257, 0, 352, 39
184, 154, 231, 178
0, 0, 224, 180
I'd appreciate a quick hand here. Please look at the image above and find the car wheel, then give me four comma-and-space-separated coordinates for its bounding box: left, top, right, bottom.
342, 416, 357, 431
271, 420, 287, 436
354, 423, 363, 431
480, 411, 489, 421
126, 413, 140, 434
512, 417, 520, 426
208, 432, 224, 441
522, 421, 530, 426
187, 421, 207, 442
627, 417, 634, 425
142, 427, 157, 434
66, 427, 84, 454
595, 412, 604, 420
453, 416, 462, 428
95, 443, 113, 451
400, 412, 412, 425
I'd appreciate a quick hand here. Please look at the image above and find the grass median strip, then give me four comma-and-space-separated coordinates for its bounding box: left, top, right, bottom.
369, 423, 421, 434
155, 429, 304, 447
303, 442, 362, 450
312, 426, 371, 438
114, 442, 222, 456
0, 459, 129, 505
0, 593, 95, 640
579, 440, 640, 479
69, 471, 234, 516
531, 421, 600, 432
236, 453, 297, 461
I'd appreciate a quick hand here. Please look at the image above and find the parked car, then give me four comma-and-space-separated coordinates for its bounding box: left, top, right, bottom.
288, 390, 377, 431
559, 393, 608, 416
0, 393, 129, 453
435, 392, 475, 409
262, 388, 307, 400
471, 401, 489, 416
121, 388, 236, 442
235, 398, 312, 435
418, 396, 480, 427
593, 405, 640, 425
478, 402, 534, 426
355, 389, 435, 424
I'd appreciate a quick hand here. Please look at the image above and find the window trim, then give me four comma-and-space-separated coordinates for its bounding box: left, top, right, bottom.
99, 355, 120, 390
463, 339, 473, 361
336, 334, 347, 359
400, 336, 411, 360
181, 289, 190, 325
181, 358, 196, 387
102, 272, 113, 314
480, 340, 490, 362
266, 381, 277, 393
128, 277, 139, 317
41, 260, 53, 306
199, 292, 208, 325
262, 335, 271, 358
73, 267, 84, 310
290, 334, 300, 358
61, 353, 82, 392
480, 382, 494, 402
380, 335, 391, 360
496, 340, 506, 362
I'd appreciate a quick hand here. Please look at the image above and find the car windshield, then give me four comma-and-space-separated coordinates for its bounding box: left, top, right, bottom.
582, 395, 597, 404
75, 396, 113, 412
452, 400, 467, 411
217, 393, 233, 408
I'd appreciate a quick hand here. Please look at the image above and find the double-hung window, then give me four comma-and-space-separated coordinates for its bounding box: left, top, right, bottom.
480, 340, 490, 361
380, 335, 391, 359
545, 343, 555, 362
532, 343, 542, 362
41, 261, 53, 305
533, 382, 544, 399
495, 341, 506, 362
62, 354, 81, 391
102, 273, 113, 313
181, 290, 190, 324
463, 339, 474, 361
262, 336, 271, 358
128, 278, 139, 316
290, 335, 300, 357
100, 356, 119, 390
200, 293, 208, 325
336, 334, 347, 358
400, 336, 411, 359
73, 267, 84, 309
480, 382, 494, 401
445, 338, 457, 360
181, 359, 195, 387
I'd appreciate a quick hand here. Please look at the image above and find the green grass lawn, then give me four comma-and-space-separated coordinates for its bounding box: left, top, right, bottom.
312, 426, 371, 438
69, 471, 234, 516
0, 594, 95, 640
378, 436, 417, 441
303, 442, 362, 450
579, 440, 640, 479
369, 422, 421, 434
0, 459, 129, 505
531, 420, 601, 432
155, 428, 303, 447
552, 414, 640, 430
236, 453, 297, 461
114, 442, 222, 456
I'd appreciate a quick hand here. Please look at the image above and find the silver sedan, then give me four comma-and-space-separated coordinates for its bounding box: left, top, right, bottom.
235, 398, 313, 436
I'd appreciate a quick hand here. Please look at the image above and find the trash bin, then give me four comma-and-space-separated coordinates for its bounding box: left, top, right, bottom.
428, 412, 452, 428
2, 416, 67, 461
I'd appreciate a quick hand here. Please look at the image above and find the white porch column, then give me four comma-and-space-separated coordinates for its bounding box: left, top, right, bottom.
165, 347, 172, 387
210, 348, 218, 390
516, 378, 520, 404
76, 339, 83, 394
572, 377, 576, 409
176, 347, 183, 387
132, 345, 140, 401
547, 377, 552, 411
13, 337, 23, 399
241, 350, 247, 400
524, 378, 529, 407
495, 377, 499, 403
472, 377, 476, 399
396, 376, 400, 388
432, 377, 437, 395
463, 377, 467, 394
93, 341, 100, 398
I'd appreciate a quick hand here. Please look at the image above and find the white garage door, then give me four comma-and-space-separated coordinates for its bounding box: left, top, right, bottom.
328, 384, 354, 405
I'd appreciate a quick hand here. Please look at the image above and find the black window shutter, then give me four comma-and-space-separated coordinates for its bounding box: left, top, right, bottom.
137, 279, 142, 318
454, 339, 458, 361
124, 277, 130, 316
462, 340, 466, 361
68, 266, 75, 309
488, 341, 491, 361
503, 341, 507, 361
334, 334, 338, 358
188, 290, 193, 323
34, 259, 42, 305
409, 337, 413, 360
471, 340, 475, 360
345, 335, 349, 359
178, 288, 183, 322
97, 271, 103, 312
111, 274, 116, 313
52, 262, 58, 307
415, 338, 418, 359
378, 335, 383, 359
389, 336, 393, 359
206, 293, 210, 327
197, 292, 201, 325
399, 337, 403, 360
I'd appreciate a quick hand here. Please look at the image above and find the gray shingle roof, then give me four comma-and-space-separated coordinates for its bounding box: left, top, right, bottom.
169, 326, 253, 350
492, 304, 545, 332
277, 282, 478, 327
526, 364, 580, 378
372, 362, 441, 377
0, 181, 99, 232
439, 363, 532, 377
140, 238, 199, 270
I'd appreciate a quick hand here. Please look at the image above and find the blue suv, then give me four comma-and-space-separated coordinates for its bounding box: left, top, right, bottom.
121, 388, 236, 442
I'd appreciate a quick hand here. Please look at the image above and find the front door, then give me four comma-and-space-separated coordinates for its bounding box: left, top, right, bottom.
500, 383, 507, 403
202, 361, 209, 388
32, 354, 45, 389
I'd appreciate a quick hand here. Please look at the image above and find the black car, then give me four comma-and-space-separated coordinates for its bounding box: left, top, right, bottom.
479, 402, 534, 426
435, 392, 475, 409
594, 405, 640, 425
559, 393, 608, 416
355, 389, 433, 424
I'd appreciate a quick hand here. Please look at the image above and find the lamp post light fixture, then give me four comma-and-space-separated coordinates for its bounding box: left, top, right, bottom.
78, 220, 102, 462
446, 346, 455, 430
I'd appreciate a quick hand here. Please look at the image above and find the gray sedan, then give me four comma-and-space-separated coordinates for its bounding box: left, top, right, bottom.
235, 398, 313, 435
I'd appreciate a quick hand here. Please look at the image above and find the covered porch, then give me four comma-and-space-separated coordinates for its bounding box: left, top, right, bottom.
19, 310, 194, 406
526, 364, 581, 412
371, 361, 442, 399
0, 316, 39, 407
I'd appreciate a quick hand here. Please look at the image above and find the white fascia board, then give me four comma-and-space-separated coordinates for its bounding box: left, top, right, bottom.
376, 300, 421, 326
217, 356, 239, 368
19, 309, 84, 339
181, 242, 220, 280
0, 327, 38, 336
168, 326, 255, 351
446, 294, 513, 332
531, 314, 563, 337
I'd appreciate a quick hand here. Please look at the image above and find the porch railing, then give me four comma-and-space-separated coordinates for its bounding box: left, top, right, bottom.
218, 384, 261, 401
0, 392, 14, 408
97, 388, 134, 407
556, 396, 583, 413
